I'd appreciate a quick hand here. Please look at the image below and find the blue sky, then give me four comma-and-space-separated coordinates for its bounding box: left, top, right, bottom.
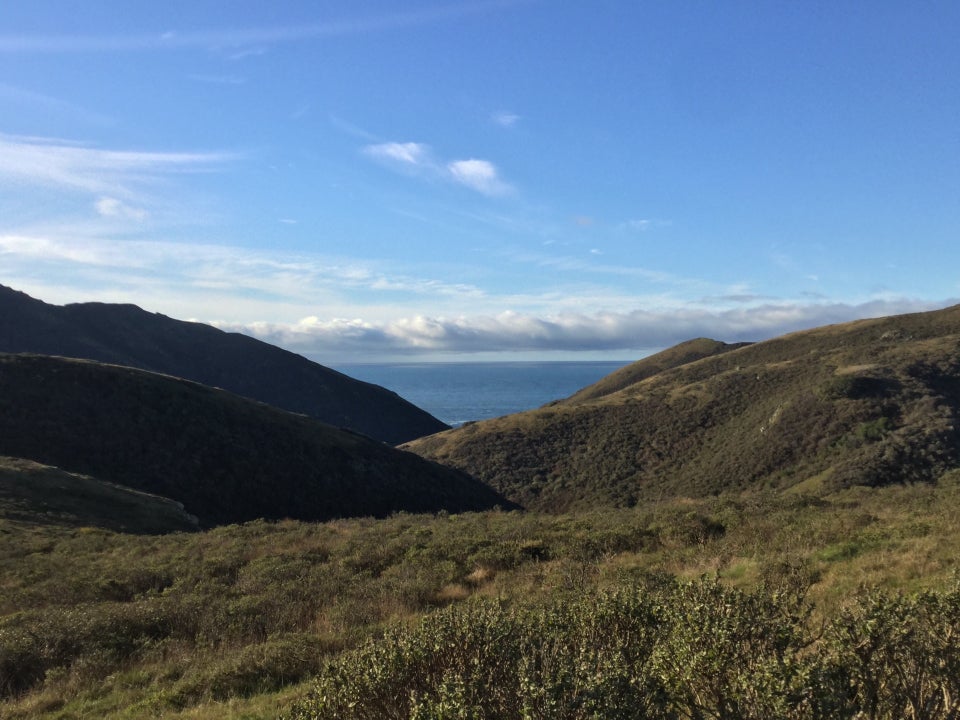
1, 1, 959, 362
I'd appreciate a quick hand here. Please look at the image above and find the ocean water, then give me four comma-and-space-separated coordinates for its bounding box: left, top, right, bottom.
334, 361, 632, 427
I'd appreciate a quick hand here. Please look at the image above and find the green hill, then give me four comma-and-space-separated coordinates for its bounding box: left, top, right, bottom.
404, 305, 960, 510
0, 284, 447, 444
560, 338, 750, 404
0, 354, 512, 526
0, 456, 198, 534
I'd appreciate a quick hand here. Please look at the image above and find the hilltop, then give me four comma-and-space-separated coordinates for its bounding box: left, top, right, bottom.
0, 353, 511, 526
405, 305, 960, 510
0, 284, 446, 444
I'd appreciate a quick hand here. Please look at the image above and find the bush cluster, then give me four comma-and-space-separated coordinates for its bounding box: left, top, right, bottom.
287, 577, 960, 720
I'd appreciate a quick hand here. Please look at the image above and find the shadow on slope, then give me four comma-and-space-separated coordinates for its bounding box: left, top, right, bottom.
0, 284, 447, 444
0, 354, 513, 526
0, 456, 199, 534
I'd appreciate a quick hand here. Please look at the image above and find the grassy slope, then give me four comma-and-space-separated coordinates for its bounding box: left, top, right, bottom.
560, 337, 750, 404
4, 306, 960, 717
0, 456, 198, 534
0, 284, 447, 444
1, 477, 959, 718
0, 354, 512, 526
405, 305, 960, 510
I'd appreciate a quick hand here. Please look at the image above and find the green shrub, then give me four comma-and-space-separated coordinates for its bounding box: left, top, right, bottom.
285, 579, 960, 720
822, 587, 960, 719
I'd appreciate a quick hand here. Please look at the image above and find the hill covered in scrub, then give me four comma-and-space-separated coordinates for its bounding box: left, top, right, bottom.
560, 337, 751, 404
0, 456, 199, 534
0, 354, 512, 526
405, 305, 960, 511
0, 284, 446, 444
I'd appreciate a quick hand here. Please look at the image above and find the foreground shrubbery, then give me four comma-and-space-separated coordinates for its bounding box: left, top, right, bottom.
287, 577, 960, 720
2, 480, 960, 718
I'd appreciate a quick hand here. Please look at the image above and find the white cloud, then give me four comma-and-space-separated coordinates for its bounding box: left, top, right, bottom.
3, 225, 952, 360
363, 141, 513, 196
447, 158, 511, 195
492, 111, 520, 127
95, 196, 148, 221
363, 141, 431, 166
0, 232, 487, 314
221, 298, 954, 360
0, 133, 233, 198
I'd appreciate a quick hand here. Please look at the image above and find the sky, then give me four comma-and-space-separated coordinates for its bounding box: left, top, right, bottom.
1, 1, 959, 362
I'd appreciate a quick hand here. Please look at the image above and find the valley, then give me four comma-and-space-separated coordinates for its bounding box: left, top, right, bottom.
1, 293, 959, 718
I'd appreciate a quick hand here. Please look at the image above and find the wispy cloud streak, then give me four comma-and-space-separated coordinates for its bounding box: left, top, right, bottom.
0, 133, 234, 198
0, 1, 527, 53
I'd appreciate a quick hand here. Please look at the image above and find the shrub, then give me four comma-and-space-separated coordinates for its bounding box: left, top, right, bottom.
285, 579, 960, 720
821, 587, 960, 719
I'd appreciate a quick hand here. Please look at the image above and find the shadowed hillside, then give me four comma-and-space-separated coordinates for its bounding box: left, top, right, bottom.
0, 285, 446, 444
0, 354, 512, 526
405, 305, 960, 511
0, 456, 199, 534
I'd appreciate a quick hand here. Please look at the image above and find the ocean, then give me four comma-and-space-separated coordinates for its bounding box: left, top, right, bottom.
334, 361, 632, 427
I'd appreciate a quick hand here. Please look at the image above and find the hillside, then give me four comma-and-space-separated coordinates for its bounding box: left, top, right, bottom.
0, 284, 446, 444
0, 354, 512, 526
0, 456, 198, 534
560, 338, 751, 404
405, 305, 960, 511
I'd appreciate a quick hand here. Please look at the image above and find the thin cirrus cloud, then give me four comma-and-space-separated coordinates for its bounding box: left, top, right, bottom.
0, 82, 115, 127
95, 196, 149, 221
0, 133, 234, 198
491, 111, 520, 127
0, 1, 527, 53
363, 141, 512, 196
3, 227, 949, 359
0, 232, 488, 305
363, 141, 431, 166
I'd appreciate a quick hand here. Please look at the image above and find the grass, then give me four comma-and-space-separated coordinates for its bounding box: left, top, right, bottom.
5, 305, 960, 716
0, 457, 198, 534
404, 304, 960, 511
0, 355, 511, 527
3, 473, 960, 718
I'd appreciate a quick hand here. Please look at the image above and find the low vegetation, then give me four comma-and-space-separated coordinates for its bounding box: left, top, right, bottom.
287, 579, 960, 720
4, 305, 960, 717
2, 472, 960, 718
405, 305, 960, 510
0, 457, 197, 534
0, 356, 510, 526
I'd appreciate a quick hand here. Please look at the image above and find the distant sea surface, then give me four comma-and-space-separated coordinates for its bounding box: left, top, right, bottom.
334, 361, 632, 427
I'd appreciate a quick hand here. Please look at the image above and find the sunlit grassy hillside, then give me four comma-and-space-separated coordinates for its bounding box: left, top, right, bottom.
406, 305, 960, 511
